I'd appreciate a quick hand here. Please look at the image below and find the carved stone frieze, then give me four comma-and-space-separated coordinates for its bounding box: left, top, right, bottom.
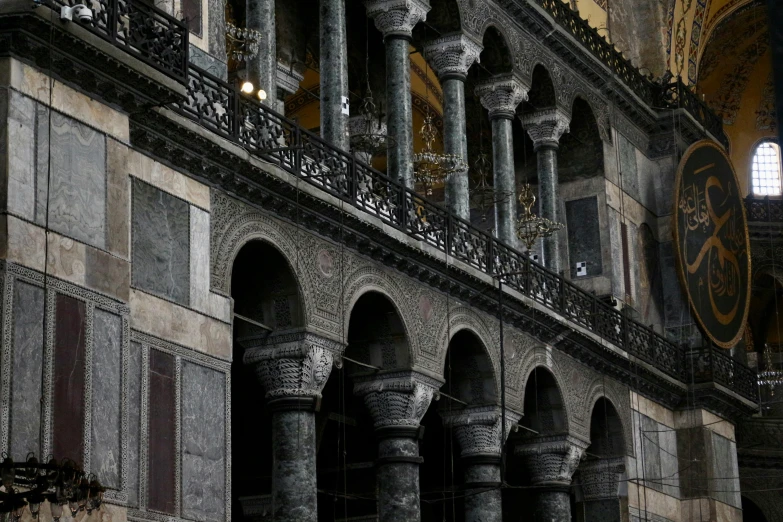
353, 371, 442, 428
276, 62, 305, 98
516, 435, 589, 486
243, 329, 345, 400
423, 33, 483, 81
519, 107, 571, 149
475, 74, 529, 120
441, 405, 522, 457
578, 457, 625, 501
364, 0, 431, 38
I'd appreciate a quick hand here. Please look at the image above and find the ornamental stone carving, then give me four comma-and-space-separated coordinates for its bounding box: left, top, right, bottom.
364, 0, 431, 39
516, 435, 589, 486
243, 329, 344, 400
441, 406, 522, 457
579, 458, 625, 501
423, 34, 483, 81
475, 74, 529, 120
354, 371, 442, 428
519, 107, 571, 150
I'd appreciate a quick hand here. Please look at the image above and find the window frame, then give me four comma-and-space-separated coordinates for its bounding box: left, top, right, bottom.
751, 139, 783, 196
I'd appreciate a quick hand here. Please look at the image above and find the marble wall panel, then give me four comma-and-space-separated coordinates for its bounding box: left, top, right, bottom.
106, 138, 130, 259
52, 294, 86, 465
190, 206, 210, 313
710, 433, 740, 509
127, 342, 142, 507
148, 349, 176, 514
47, 112, 107, 249
0, 88, 6, 214
641, 414, 663, 494
619, 134, 639, 202
189, 45, 227, 81
35, 103, 50, 226
181, 361, 225, 522
566, 196, 603, 278
9, 281, 44, 460
658, 426, 680, 498
132, 179, 190, 305
6, 90, 36, 222
91, 309, 122, 488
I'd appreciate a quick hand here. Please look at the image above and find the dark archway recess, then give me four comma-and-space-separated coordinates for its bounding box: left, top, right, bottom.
741, 496, 769, 522
345, 291, 411, 371
588, 398, 625, 458
523, 64, 557, 113
558, 98, 604, 182
480, 26, 513, 76
411, 0, 461, 46
230, 241, 305, 522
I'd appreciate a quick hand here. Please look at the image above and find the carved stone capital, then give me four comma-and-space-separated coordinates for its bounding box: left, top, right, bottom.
474, 74, 529, 120
441, 406, 522, 458
578, 457, 626, 501
364, 0, 431, 39
423, 33, 483, 81
515, 435, 589, 486
354, 370, 442, 429
518, 107, 571, 150
243, 329, 344, 404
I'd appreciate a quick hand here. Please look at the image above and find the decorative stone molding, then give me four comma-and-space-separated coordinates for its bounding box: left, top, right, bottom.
516, 435, 589, 486
578, 457, 625, 501
474, 74, 529, 120
519, 107, 571, 150
276, 62, 305, 98
364, 0, 431, 39
243, 329, 344, 401
441, 406, 522, 457
423, 33, 483, 81
353, 370, 442, 428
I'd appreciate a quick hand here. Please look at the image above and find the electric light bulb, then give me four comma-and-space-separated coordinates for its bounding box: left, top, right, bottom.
257, 89, 267, 101
240, 81, 254, 94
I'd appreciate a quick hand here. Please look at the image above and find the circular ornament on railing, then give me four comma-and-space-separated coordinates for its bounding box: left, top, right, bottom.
673, 140, 751, 348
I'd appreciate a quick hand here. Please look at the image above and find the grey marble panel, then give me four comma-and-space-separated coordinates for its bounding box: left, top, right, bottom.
35, 103, 50, 226
640, 415, 662, 493
91, 309, 122, 488
47, 112, 107, 248
566, 197, 603, 278
658, 425, 680, 498
0, 88, 7, 214
7, 91, 36, 222
181, 361, 225, 522
189, 45, 227, 81
127, 341, 142, 507
131, 179, 190, 305
10, 281, 45, 460
710, 432, 740, 508
619, 134, 639, 201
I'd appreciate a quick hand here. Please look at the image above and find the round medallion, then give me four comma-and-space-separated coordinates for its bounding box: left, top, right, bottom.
317, 250, 334, 278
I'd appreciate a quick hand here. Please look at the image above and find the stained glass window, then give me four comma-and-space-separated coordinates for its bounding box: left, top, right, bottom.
752, 141, 783, 195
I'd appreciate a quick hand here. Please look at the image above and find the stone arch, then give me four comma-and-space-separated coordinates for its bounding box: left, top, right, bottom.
342, 265, 418, 368
479, 24, 514, 75
518, 360, 571, 435
558, 96, 606, 182
582, 380, 633, 456
424, 0, 463, 34
523, 63, 557, 112
586, 396, 628, 458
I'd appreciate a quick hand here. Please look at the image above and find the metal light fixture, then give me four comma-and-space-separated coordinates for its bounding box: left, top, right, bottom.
516, 183, 564, 250
225, 1, 260, 62
0, 454, 104, 522
413, 112, 467, 196
469, 152, 512, 222
348, 93, 389, 163
758, 343, 783, 395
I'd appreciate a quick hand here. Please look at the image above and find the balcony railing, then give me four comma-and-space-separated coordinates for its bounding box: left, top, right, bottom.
654, 79, 730, 149
686, 347, 759, 402
42, 0, 188, 81
173, 65, 689, 383
745, 196, 783, 222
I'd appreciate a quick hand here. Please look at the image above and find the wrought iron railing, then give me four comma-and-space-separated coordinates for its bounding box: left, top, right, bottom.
173, 65, 688, 383
745, 196, 783, 222
654, 79, 730, 149
42, 0, 188, 81
686, 347, 759, 402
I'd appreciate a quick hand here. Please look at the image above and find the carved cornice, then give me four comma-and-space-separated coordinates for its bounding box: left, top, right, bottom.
474, 73, 529, 120
276, 62, 304, 97
519, 107, 571, 150
364, 0, 431, 39
423, 33, 483, 81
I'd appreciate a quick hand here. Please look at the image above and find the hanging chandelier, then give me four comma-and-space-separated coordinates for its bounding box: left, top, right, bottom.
0, 454, 104, 521
348, 93, 390, 162
413, 112, 467, 196
516, 183, 564, 250
469, 152, 512, 222
758, 343, 783, 395
225, 2, 260, 62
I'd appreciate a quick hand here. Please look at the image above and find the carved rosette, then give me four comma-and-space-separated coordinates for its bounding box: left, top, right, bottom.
423, 34, 483, 81
518, 107, 571, 150
474, 74, 529, 120
515, 436, 589, 486
354, 371, 442, 429
364, 0, 431, 39
243, 329, 344, 401
578, 457, 625, 501
441, 406, 522, 458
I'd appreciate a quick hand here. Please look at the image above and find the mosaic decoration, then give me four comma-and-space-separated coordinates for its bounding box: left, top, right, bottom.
756, 72, 777, 131
673, 141, 751, 348
594, 0, 608, 10
687, 0, 710, 84
666, 0, 677, 61
698, 13, 765, 82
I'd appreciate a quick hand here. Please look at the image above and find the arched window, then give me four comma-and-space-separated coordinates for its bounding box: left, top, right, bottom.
752, 141, 782, 195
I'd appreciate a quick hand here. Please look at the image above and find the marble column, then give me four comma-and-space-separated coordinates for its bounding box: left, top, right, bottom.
320, 0, 349, 149
519, 108, 570, 273
243, 330, 343, 521
354, 371, 441, 522
442, 407, 521, 522
516, 436, 588, 522
365, 0, 431, 188
423, 34, 483, 219
246, 0, 276, 107
475, 74, 529, 246
578, 458, 625, 522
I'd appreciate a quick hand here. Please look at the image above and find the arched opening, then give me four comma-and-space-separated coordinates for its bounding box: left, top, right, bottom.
741, 495, 769, 522
558, 98, 604, 183
230, 240, 305, 522
751, 141, 782, 196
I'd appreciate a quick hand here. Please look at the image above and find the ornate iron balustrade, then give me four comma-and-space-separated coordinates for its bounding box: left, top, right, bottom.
654, 79, 729, 148
686, 346, 759, 402
736, 417, 783, 450
41, 0, 188, 81
172, 64, 692, 385
745, 196, 783, 222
